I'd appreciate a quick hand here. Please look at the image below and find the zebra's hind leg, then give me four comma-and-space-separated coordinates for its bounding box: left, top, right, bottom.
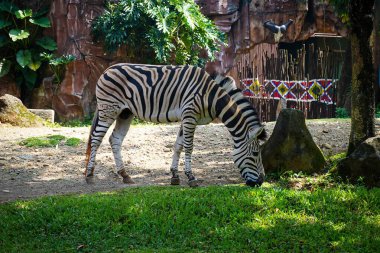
109, 109, 135, 184
170, 125, 183, 185
85, 109, 116, 184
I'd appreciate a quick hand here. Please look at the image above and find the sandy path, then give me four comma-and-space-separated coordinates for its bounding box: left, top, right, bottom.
0, 119, 360, 202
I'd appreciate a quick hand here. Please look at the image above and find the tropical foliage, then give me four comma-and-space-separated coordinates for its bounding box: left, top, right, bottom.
0, 1, 74, 91
328, 0, 349, 23
40, 53, 76, 91
92, 0, 224, 66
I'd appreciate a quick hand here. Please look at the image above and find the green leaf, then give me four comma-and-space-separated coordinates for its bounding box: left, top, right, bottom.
21, 67, 37, 89
0, 58, 11, 77
0, 1, 19, 13
0, 19, 12, 29
181, 3, 196, 30
29, 17, 51, 28
28, 59, 41, 71
36, 36, 57, 51
15, 9, 33, 19
9, 29, 30, 41
16, 49, 32, 67
0, 34, 8, 47
40, 52, 53, 61
32, 7, 49, 18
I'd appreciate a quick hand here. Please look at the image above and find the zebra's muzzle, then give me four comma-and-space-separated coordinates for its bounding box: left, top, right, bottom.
245, 173, 264, 187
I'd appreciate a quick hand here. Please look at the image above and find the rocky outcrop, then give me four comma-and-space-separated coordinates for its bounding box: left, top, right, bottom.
28, 0, 347, 120
43, 0, 115, 120
338, 136, 380, 188
0, 94, 45, 127
261, 109, 326, 173
0, 76, 20, 98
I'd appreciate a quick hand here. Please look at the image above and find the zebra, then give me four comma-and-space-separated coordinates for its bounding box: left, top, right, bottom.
85, 64, 266, 187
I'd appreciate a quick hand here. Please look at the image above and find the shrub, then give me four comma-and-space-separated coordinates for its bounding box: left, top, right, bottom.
91, 0, 224, 66
0, 1, 75, 93
335, 107, 349, 118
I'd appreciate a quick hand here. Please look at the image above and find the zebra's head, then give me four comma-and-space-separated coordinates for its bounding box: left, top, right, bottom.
232, 126, 266, 187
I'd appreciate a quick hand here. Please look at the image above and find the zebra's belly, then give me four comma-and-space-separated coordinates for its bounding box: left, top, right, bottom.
136, 109, 182, 123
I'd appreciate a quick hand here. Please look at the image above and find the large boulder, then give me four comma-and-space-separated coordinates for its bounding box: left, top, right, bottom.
338, 137, 380, 187
0, 94, 45, 127
262, 109, 326, 173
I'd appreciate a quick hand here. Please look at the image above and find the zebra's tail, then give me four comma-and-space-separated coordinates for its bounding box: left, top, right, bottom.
84, 109, 99, 174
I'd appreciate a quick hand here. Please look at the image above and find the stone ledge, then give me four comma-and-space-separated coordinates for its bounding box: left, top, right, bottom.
28, 109, 55, 123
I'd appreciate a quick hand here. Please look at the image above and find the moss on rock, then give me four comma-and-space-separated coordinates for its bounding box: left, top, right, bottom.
338, 136, 380, 187
262, 109, 326, 174
0, 94, 45, 127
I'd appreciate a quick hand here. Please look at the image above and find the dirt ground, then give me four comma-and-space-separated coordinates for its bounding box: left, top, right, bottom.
0, 119, 378, 203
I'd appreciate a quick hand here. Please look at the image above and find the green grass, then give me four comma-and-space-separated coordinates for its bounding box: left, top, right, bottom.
0, 185, 379, 252
65, 137, 81, 147
60, 117, 93, 127
19, 135, 82, 147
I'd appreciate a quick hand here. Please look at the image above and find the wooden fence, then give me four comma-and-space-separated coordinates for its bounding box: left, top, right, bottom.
233, 41, 344, 122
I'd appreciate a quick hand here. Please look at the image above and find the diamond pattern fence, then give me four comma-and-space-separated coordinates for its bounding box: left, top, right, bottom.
233, 42, 342, 122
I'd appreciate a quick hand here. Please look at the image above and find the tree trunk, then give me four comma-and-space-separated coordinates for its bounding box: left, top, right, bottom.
347, 0, 376, 155
336, 40, 352, 112
374, 0, 380, 104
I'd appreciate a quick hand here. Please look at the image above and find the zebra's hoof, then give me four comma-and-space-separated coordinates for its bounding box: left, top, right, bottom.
122, 175, 135, 184
171, 177, 180, 185
188, 179, 199, 188
85, 175, 95, 184
117, 169, 135, 184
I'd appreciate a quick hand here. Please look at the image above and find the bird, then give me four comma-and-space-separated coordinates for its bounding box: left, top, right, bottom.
263, 19, 294, 43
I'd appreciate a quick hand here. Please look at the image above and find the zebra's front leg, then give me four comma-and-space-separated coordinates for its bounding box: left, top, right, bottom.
109, 113, 135, 184
170, 126, 183, 185
182, 120, 198, 187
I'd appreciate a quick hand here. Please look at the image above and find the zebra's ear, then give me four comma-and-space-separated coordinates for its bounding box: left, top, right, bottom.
248, 126, 265, 142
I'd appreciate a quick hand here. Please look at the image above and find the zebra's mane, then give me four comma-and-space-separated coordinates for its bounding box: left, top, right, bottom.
214, 75, 267, 140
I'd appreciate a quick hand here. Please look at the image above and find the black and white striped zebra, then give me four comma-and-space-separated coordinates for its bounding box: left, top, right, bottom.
85, 64, 266, 187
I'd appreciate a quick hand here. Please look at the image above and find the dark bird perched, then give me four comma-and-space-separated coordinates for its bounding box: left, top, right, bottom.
263, 19, 294, 42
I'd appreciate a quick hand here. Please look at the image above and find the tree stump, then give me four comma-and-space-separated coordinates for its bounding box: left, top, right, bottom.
262, 109, 326, 174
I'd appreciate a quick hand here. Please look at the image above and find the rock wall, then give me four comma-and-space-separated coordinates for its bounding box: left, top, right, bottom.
25, 0, 348, 120
201, 0, 347, 74
43, 0, 114, 120
27, 0, 119, 120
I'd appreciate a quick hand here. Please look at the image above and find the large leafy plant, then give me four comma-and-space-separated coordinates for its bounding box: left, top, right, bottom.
0, 1, 69, 90
92, 0, 224, 66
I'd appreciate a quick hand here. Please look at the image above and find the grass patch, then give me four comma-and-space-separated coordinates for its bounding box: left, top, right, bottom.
65, 137, 81, 147
19, 135, 81, 147
60, 117, 93, 127
0, 185, 379, 252
131, 117, 158, 126
327, 152, 347, 172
